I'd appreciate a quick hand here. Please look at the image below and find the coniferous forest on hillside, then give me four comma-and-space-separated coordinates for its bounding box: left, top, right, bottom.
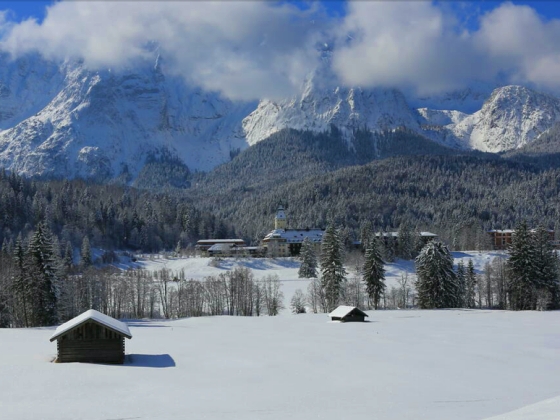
0, 127, 560, 326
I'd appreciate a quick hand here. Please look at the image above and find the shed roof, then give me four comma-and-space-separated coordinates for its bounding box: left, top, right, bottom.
329, 306, 368, 319
50, 309, 132, 342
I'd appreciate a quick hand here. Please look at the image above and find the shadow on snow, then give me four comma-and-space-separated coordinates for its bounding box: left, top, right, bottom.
125, 354, 176, 368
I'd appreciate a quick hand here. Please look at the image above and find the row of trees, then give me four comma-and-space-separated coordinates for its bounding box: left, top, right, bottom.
0, 223, 285, 327
415, 223, 560, 311
296, 220, 560, 314
297, 224, 387, 312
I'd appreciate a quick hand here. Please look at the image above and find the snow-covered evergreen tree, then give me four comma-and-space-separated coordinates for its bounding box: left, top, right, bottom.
80, 236, 92, 268
64, 241, 73, 271
465, 259, 477, 308
362, 238, 385, 309
298, 237, 318, 278
415, 241, 459, 309
12, 235, 30, 327
456, 261, 466, 308
397, 222, 414, 260
26, 222, 58, 326
320, 224, 347, 311
532, 225, 559, 309
507, 221, 537, 310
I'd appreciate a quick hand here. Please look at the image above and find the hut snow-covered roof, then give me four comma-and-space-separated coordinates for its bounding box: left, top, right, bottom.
50, 309, 132, 342
329, 306, 369, 321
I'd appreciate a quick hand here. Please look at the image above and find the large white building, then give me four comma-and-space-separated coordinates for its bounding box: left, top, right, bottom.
261, 206, 324, 257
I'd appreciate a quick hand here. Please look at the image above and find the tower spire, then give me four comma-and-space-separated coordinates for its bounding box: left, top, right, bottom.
275, 204, 287, 230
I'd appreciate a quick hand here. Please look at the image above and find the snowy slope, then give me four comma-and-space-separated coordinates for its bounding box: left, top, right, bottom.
1, 51, 560, 180
242, 74, 420, 145
1, 310, 560, 420
0, 53, 65, 130
0, 55, 255, 179
450, 86, 560, 152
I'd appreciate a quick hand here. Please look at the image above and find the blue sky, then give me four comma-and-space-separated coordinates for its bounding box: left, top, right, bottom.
3, 1, 560, 24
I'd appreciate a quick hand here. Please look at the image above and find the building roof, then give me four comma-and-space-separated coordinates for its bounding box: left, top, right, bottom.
263, 228, 324, 243
374, 231, 438, 238
197, 239, 245, 245
50, 309, 132, 342
208, 243, 234, 251
329, 306, 369, 319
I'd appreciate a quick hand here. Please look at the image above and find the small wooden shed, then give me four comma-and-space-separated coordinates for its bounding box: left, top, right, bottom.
329, 306, 369, 322
50, 309, 132, 364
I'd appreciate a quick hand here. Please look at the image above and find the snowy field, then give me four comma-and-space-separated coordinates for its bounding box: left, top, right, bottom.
5, 250, 553, 420
119, 250, 508, 311
1, 310, 559, 420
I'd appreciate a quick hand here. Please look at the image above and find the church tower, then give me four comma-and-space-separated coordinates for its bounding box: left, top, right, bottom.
275, 205, 287, 230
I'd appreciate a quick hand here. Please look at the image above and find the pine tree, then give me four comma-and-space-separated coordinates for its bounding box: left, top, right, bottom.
64, 241, 74, 271
80, 236, 92, 268
320, 224, 347, 311
362, 237, 385, 309
507, 221, 537, 310
415, 241, 459, 309
532, 225, 559, 309
26, 222, 58, 326
12, 235, 30, 327
456, 261, 466, 308
298, 237, 318, 278
397, 222, 414, 260
465, 259, 477, 308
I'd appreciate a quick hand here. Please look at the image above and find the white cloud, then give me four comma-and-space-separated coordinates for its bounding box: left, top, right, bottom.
2, 1, 560, 100
331, 1, 560, 96
0, 1, 326, 101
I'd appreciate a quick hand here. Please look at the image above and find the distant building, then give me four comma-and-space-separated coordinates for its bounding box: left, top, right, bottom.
195, 239, 246, 256
261, 206, 324, 257
50, 310, 132, 364
207, 243, 262, 258
329, 306, 368, 322
374, 231, 438, 246
488, 229, 556, 250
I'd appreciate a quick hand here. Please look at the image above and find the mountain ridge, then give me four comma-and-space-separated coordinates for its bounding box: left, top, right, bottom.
1, 54, 560, 182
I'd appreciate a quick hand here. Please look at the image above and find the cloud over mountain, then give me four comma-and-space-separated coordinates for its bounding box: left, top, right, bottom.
1, 1, 560, 100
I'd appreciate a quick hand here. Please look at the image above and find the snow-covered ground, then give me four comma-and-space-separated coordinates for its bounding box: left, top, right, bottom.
2, 251, 558, 420
1, 309, 559, 420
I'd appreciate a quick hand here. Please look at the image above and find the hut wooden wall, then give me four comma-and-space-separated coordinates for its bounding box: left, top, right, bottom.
57, 321, 126, 364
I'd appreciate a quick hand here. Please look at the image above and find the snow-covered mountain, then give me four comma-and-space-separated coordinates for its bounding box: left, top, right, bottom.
242, 74, 420, 146
1, 53, 560, 181
0, 55, 254, 179
450, 86, 560, 152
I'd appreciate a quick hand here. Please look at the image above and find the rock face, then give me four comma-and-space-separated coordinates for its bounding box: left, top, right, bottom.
450, 86, 560, 152
0, 55, 254, 180
242, 74, 420, 146
0, 53, 560, 181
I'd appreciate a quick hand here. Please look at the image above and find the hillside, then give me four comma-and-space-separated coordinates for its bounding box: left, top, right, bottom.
187, 153, 560, 244
184, 127, 458, 195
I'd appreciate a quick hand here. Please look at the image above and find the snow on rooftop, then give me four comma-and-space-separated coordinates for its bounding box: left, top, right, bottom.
263, 229, 324, 243
50, 309, 132, 342
328, 305, 368, 319
197, 239, 245, 244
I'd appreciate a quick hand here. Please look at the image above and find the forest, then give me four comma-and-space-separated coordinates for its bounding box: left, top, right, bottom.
1, 127, 560, 326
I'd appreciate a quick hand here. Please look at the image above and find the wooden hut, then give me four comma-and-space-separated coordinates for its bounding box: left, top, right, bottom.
50, 310, 132, 364
329, 306, 368, 322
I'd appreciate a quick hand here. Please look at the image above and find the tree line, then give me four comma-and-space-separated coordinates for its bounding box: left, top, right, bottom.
294, 221, 560, 314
